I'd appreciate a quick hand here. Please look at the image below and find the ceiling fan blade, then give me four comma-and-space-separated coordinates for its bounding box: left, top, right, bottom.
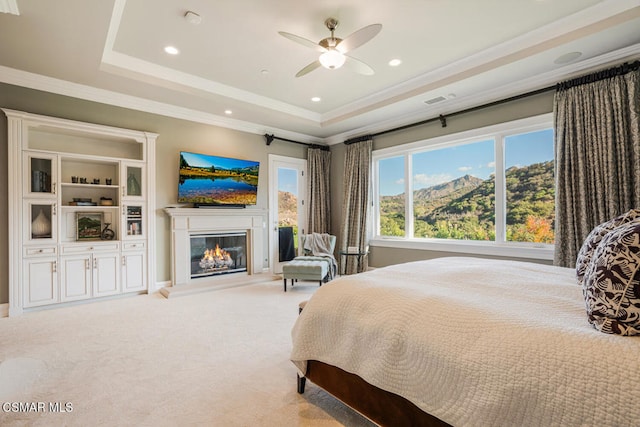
344, 55, 375, 75
278, 31, 326, 53
336, 24, 382, 54
295, 60, 322, 77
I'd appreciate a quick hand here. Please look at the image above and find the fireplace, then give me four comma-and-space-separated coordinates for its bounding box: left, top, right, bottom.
163, 208, 266, 295
190, 233, 247, 278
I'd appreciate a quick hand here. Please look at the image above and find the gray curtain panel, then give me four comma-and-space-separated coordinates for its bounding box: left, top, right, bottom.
554, 65, 640, 267
306, 147, 331, 234
339, 139, 372, 274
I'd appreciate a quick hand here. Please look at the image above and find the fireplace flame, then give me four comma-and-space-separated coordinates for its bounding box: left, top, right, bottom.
200, 244, 234, 270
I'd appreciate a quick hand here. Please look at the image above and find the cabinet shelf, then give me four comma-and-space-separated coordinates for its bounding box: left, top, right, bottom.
61, 205, 120, 210
61, 183, 119, 189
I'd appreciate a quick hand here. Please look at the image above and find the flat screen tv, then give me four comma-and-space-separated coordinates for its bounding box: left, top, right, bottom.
178, 151, 260, 207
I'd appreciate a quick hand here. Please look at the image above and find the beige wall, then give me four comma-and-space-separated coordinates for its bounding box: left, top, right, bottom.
0, 83, 307, 304
329, 91, 556, 268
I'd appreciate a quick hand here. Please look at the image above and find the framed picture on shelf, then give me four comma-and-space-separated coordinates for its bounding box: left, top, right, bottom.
76, 212, 103, 240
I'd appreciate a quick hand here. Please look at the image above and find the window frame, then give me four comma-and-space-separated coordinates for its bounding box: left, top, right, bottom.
371, 113, 554, 260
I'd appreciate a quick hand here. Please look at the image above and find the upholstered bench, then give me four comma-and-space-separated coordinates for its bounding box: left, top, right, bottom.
282, 257, 329, 292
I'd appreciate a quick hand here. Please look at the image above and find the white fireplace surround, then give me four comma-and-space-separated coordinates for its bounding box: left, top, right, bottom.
163, 208, 267, 296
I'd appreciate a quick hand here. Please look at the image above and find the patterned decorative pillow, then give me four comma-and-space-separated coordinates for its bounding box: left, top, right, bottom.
576, 209, 640, 285
583, 221, 640, 335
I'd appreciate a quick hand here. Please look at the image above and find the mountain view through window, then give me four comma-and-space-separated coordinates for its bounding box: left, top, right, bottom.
378, 128, 554, 244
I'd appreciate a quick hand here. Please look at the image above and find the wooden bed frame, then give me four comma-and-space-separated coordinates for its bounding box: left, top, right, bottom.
297, 360, 451, 427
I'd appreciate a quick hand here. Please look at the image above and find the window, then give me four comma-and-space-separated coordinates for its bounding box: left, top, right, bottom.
412, 139, 495, 241
373, 114, 554, 259
378, 156, 405, 237
504, 129, 555, 244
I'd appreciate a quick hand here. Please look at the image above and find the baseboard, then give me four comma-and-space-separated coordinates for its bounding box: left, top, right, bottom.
0, 303, 9, 318
153, 280, 171, 293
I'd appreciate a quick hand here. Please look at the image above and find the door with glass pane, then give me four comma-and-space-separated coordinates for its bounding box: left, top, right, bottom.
269, 155, 306, 274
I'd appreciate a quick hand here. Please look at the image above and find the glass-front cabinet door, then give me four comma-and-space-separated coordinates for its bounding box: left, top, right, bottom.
23, 152, 58, 198
122, 162, 144, 200
122, 204, 144, 239
24, 200, 57, 244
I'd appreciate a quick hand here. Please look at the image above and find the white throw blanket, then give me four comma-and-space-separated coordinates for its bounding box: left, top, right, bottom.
291, 257, 640, 427
302, 233, 337, 281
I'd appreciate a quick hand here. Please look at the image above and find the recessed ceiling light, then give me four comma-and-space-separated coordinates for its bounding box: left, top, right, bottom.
311, 97, 321, 102
554, 51, 582, 65
388, 59, 402, 67
164, 46, 179, 55
224, 110, 232, 115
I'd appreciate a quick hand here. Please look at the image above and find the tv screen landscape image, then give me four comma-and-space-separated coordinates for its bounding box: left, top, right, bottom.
178, 151, 260, 206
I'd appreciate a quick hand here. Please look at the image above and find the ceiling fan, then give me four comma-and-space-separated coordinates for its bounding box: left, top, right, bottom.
279, 18, 382, 77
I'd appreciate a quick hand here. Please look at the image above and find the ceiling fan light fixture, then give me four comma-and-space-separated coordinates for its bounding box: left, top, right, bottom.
319, 49, 346, 70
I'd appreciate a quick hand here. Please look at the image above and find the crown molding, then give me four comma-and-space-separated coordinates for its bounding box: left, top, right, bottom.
0, 65, 324, 144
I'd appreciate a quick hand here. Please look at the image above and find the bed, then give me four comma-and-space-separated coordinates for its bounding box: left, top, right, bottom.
290, 257, 640, 427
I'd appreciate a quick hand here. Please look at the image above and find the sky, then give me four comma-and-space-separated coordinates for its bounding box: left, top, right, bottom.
379, 128, 554, 196
181, 151, 259, 170
278, 167, 298, 195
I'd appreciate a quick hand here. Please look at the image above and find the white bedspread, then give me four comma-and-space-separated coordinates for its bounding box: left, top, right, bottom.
290, 257, 640, 427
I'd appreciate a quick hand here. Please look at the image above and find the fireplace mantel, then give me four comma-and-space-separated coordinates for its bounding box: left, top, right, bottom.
163, 207, 267, 296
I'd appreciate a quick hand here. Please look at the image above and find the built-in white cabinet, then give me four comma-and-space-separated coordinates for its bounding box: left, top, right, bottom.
122, 163, 145, 200
60, 242, 121, 301
22, 256, 58, 308
122, 241, 147, 292
23, 151, 58, 198
3, 109, 157, 316
59, 254, 92, 302
23, 199, 58, 244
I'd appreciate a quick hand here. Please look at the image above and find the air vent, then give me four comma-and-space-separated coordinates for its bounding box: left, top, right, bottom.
424, 96, 446, 105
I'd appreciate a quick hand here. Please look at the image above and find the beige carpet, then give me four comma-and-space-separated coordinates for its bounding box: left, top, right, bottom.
0, 279, 375, 426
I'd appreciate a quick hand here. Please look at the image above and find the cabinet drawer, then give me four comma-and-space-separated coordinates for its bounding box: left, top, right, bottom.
24, 246, 57, 257
61, 242, 120, 254
122, 241, 145, 251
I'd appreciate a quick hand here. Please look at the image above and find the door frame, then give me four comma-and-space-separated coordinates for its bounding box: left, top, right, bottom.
268, 154, 307, 274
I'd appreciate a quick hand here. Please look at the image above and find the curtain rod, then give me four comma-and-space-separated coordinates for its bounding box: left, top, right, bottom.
344, 85, 555, 145
556, 60, 640, 91
264, 133, 330, 151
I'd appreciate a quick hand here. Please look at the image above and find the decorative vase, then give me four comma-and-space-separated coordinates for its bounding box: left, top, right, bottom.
32, 209, 51, 237
127, 173, 141, 196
